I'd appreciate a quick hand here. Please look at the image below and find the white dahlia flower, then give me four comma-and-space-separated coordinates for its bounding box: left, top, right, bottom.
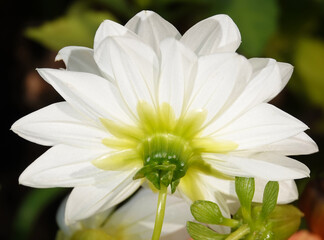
12, 10, 317, 235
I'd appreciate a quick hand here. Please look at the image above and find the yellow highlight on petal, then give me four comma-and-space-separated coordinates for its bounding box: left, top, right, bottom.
191, 138, 238, 153
175, 109, 207, 140
102, 138, 137, 150
100, 118, 144, 140
178, 169, 205, 201
92, 150, 142, 171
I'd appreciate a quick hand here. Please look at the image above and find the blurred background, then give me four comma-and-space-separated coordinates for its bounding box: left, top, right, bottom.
3, 0, 324, 239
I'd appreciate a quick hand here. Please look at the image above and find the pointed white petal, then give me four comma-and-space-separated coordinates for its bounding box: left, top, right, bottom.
158, 39, 197, 117
125, 10, 181, 54
203, 59, 293, 133
213, 103, 308, 150
104, 188, 191, 239
37, 68, 133, 123
278, 62, 293, 90
55, 46, 102, 76
253, 179, 298, 204
11, 102, 109, 147
188, 53, 251, 124
18, 144, 112, 187
94, 19, 137, 51
181, 14, 241, 55
248, 58, 293, 102
93, 20, 141, 79
209, 152, 310, 180
253, 132, 318, 156
65, 169, 142, 223
95, 36, 159, 117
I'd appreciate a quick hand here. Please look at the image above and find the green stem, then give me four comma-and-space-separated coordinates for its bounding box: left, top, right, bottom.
152, 184, 168, 240
225, 224, 250, 240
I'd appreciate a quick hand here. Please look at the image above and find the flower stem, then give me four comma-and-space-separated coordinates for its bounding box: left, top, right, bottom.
225, 224, 250, 240
152, 184, 168, 240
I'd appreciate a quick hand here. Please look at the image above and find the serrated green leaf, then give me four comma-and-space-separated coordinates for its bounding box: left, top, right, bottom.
25, 3, 116, 51
187, 222, 228, 240
190, 200, 239, 227
260, 181, 279, 220
191, 200, 225, 224
295, 38, 324, 110
235, 177, 255, 221
224, 0, 279, 56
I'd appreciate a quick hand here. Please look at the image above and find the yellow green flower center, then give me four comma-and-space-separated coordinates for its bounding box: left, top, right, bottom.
92, 102, 237, 192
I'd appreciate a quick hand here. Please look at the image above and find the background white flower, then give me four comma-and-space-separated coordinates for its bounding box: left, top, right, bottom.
56, 188, 192, 240
12, 10, 318, 224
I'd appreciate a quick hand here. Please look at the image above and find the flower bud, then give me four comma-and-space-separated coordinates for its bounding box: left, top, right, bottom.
252, 204, 303, 240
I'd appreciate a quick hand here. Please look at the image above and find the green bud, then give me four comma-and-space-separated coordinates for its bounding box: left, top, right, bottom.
71, 229, 112, 240
267, 205, 303, 240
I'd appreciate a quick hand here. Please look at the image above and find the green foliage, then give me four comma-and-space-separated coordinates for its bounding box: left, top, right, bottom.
260, 181, 279, 220
223, 0, 279, 56
13, 188, 65, 240
190, 200, 239, 227
295, 37, 324, 110
25, 2, 116, 51
187, 222, 228, 240
187, 178, 302, 240
235, 177, 255, 222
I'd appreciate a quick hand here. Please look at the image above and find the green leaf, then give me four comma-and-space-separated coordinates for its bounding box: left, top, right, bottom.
224, 0, 279, 56
260, 181, 279, 220
190, 200, 239, 227
235, 177, 255, 221
13, 188, 65, 240
25, 2, 116, 51
187, 222, 228, 240
295, 37, 324, 110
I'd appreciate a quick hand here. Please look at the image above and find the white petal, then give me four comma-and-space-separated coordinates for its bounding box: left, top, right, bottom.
94, 19, 137, 51
19, 144, 112, 187
278, 62, 294, 90
212, 103, 308, 150
253, 179, 298, 204
37, 68, 133, 123
11, 102, 109, 147
181, 14, 241, 55
105, 188, 192, 239
93, 20, 141, 79
65, 169, 142, 223
188, 53, 251, 124
211, 152, 310, 180
253, 132, 318, 156
158, 39, 197, 117
125, 10, 181, 54
248, 58, 293, 102
55, 46, 102, 76
203, 59, 293, 132
95, 36, 159, 117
